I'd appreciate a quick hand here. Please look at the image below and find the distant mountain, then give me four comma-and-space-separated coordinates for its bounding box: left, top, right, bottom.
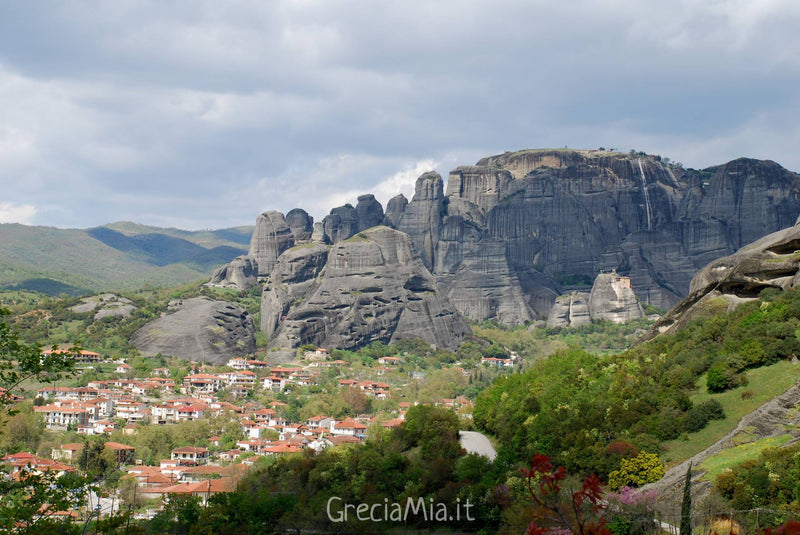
0, 222, 253, 295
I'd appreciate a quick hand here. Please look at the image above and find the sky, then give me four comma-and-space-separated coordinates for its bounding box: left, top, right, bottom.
1, 1, 799, 230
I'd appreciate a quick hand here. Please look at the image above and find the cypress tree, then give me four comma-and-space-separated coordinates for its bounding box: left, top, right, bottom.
681, 462, 692, 535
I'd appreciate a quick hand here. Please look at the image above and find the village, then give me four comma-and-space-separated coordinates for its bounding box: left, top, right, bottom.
2, 345, 512, 521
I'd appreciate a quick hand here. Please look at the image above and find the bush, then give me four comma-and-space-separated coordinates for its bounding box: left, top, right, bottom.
608, 452, 665, 490
706, 365, 728, 393
685, 399, 726, 433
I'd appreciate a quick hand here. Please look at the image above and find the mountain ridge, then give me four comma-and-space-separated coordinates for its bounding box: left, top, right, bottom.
0, 222, 254, 295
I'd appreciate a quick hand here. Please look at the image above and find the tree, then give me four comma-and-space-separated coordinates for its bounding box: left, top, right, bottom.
1, 307, 77, 407
681, 462, 692, 535
522, 454, 610, 535
0, 308, 89, 533
608, 452, 665, 490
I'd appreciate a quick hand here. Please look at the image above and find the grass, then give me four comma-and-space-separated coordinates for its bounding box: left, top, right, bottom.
662, 359, 800, 466
698, 434, 793, 481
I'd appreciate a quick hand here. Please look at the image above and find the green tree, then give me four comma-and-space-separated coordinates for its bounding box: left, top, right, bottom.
681, 462, 692, 535
0, 308, 88, 533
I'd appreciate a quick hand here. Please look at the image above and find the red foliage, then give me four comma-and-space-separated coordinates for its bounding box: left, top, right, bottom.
604, 441, 638, 459
522, 454, 611, 535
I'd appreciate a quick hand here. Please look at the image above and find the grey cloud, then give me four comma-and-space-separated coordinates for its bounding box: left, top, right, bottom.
0, 1, 799, 228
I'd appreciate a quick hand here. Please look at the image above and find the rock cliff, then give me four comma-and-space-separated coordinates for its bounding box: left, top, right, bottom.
131, 297, 256, 364
265, 226, 471, 351
653, 221, 800, 335
209, 148, 800, 348
588, 272, 645, 323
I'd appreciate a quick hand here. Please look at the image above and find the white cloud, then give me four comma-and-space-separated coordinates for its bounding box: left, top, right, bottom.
0, 202, 37, 224
322, 158, 440, 213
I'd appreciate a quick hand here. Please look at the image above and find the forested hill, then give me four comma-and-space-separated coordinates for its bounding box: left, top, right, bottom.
0, 222, 253, 295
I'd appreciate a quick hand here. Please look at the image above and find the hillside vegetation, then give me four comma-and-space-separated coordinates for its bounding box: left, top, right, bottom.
474, 287, 800, 479
0, 222, 252, 296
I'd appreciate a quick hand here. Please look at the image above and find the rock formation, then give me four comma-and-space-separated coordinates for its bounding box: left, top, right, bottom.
588, 272, 645, 323
285, 208, 314, 242
210, 148, 800, 346
322, 205, 360, 244
396, 171, 446, 271
131, 297, 256, 364
355, 194, 384, 231
249, 211, 295, 278
547, 293, 591, 328
653, 220, 800, 335
547, 272, 643, 327
208, 255, 259, 289
383, 194, 408, 228
264, 226, 471, 351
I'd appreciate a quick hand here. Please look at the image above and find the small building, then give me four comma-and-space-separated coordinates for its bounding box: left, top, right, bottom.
170, 446, 210, 466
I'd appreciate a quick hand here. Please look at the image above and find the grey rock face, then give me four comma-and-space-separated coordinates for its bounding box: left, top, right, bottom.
396, 172, 445, 271
265, 226, 471, 351
208, 255, 259, 290
249, 211, 295, 278
588, 272, 645, 323
479, 151, 800, 313
285, 208, 314, 242
654, 221, 800, 335
437, 234, 533, 325
547, 292, 591, 328
71, 293, 137, 320
446, 166, 513, 214
355, 194, 384, 231
212, 149, 800, 337
322, 205, 360, 244
261, 244, 330, 339
131, 297, 256, 364
383, 194, 408, 228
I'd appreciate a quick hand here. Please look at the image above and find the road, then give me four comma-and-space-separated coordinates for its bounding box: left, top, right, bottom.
459, 431, 497, 461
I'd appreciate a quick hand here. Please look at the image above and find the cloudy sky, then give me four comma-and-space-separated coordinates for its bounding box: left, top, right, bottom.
1, 1, 798, 229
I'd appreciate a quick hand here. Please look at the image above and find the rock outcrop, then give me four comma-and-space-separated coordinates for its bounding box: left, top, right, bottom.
322, 205, 360, 244
355, 194, 384, 231
264, 226, 471, 351
211, 149, 800, 343
208, 255, 259, 289
653, 221, 800, 335
547, 292, 591, 328
71, 293, 137, 320
547, 272, 643, 327
260, 244, 330, 340
588, 272, 645, 323
396, 171, 446, 271
131, 297, 256, 364
285, 208, 314, 242
383, 194, 408, 228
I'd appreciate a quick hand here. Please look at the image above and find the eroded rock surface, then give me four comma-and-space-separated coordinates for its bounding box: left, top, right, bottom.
265, 227, 470, 351
131, 297, 256, 364
653, 221, 800, 335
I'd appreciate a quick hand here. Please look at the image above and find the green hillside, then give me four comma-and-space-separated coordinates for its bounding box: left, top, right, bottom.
0, 222, 253, 295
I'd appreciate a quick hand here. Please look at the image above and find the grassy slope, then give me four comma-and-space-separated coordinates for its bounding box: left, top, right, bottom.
698, 434, 793, 480
662, 359, 800, 466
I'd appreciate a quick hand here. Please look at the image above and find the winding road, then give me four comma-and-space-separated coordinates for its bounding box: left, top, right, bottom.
459, 431, 497, 461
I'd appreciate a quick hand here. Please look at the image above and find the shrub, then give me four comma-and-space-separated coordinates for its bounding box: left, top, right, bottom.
706, 365, 728, 393
608, 452, 665, 490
